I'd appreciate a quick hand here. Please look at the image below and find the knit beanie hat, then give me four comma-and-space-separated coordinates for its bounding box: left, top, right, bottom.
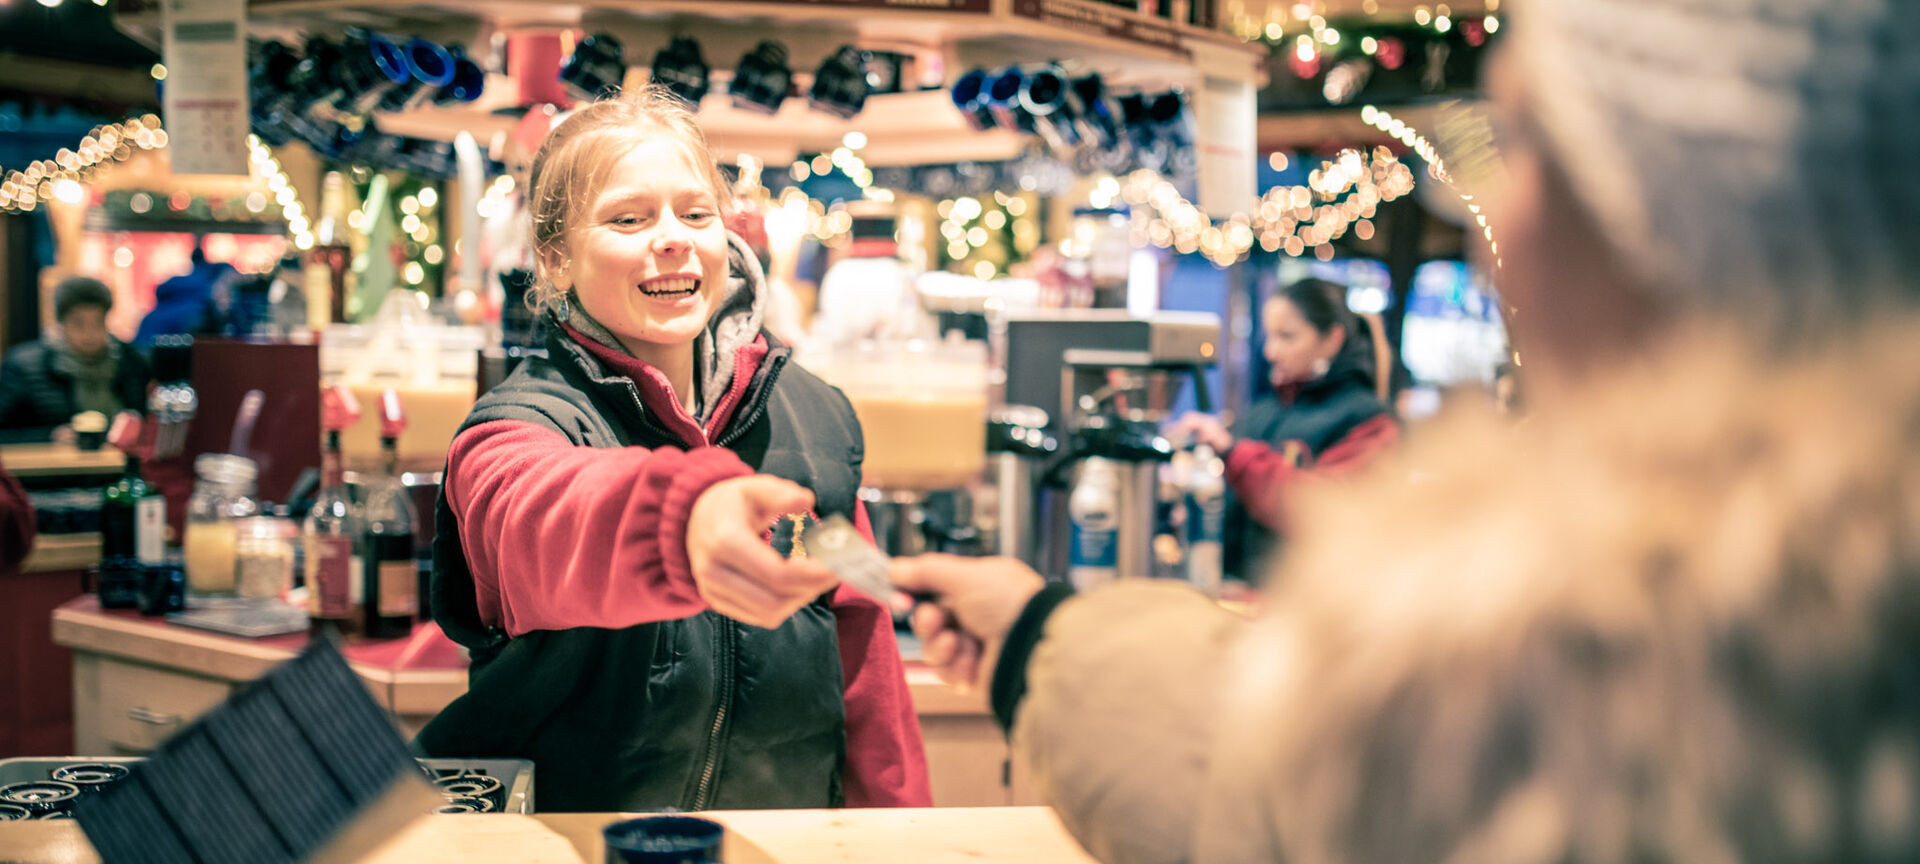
1510, 0, 1920, 334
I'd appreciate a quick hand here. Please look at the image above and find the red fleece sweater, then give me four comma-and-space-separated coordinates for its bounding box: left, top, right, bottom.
444, 327, 931, 807
1224, 412, 1399, 533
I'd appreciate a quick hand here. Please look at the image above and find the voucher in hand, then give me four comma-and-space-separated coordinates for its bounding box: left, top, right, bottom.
801, 514, 894, 603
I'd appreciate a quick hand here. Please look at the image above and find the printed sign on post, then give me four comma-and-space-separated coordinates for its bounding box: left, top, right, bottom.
1191, 71, 1257, 217
162, 0, 249, 176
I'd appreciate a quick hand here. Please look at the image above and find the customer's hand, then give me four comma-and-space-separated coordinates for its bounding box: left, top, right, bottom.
1170, 412, 1233, 452
687, 476, 839, 629
890, 555, 1045, 690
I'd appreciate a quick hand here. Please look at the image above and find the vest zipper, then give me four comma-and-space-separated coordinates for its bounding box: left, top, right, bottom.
714, 352, 789, 448
690, 622, 736, 810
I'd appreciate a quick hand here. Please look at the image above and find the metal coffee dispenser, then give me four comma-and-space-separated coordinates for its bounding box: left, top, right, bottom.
999, 311, 1220, 578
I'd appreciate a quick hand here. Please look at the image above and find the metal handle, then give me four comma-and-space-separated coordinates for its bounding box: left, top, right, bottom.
127, 706, 181, 727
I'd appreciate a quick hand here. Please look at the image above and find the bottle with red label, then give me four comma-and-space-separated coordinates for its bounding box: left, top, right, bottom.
306, 386, 362, 639
360, 389, 416, 640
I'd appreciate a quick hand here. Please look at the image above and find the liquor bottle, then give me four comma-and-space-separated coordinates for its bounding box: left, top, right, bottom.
100, 455, 149, 563
360, 389, 416, 640
306, 386, 362, 639
309, 170, 354, 324
101, 412, 167, 565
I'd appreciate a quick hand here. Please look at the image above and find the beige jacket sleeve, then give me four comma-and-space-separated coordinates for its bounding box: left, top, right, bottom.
1011, 581, 1253, 864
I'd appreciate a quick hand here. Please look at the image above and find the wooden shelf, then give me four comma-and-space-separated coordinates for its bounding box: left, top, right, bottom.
117, 0, 1265, 167
18, 534, 101, 575
0, 443, 124, 479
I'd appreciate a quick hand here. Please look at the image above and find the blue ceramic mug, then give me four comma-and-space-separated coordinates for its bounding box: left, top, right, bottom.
603, 815, 724, 863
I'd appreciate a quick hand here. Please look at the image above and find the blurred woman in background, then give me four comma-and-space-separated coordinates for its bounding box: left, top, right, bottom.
1173, 277, 1398, 582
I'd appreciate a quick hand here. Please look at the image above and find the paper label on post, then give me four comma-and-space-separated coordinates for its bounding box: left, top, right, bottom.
1192, 73, 1257, 217
162, 0, 249, 176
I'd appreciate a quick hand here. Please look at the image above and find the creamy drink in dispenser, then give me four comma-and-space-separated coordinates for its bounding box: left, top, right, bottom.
820, 339, 988, 491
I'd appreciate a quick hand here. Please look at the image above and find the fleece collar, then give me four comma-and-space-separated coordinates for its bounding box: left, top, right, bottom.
561, 231, 769, 422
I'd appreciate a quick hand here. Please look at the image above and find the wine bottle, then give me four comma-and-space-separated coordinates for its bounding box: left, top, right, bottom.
308, 386, 362, 638
101, 456, 149, 563
361, 389, 416, 640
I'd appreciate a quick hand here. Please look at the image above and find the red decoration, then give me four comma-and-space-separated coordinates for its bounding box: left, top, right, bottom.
1375, 37, 1407, 70
1288, 50, 1322, 80
1462, 19, 1487, 46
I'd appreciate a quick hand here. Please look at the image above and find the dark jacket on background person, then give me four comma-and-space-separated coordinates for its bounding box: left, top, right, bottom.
1223, 356, 1397, 580
416, 237, 929, 813
135, 258, 230, 346
0, 338, 151, 443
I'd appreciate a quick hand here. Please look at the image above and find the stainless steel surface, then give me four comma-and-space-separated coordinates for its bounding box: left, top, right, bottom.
993, 454, 1037, 564
0, 757, 537, 814
1118, 461, 1158, 582
1003, 310, 1223, 438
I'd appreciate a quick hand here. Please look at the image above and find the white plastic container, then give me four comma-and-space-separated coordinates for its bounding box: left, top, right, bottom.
319, 295, 484, 467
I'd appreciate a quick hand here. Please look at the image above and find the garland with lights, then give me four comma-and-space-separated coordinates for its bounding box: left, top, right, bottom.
0, 115, 168, 214
1361, 103, 1499, 266
1122, 147, 1415, 267
1228, 3, 1503, 110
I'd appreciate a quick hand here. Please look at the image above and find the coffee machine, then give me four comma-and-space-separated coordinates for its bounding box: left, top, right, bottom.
996, 311, 1220, 578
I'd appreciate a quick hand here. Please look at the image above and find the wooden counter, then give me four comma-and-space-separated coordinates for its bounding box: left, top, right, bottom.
48, 598, 1028, 806
50, 597, 468, 754
0, 442, 123, 480
0, 806, 1098, 863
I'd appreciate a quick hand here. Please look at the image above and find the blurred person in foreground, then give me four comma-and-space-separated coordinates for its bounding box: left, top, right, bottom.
892, 2, 1920, 863
1170, 277, 1399, 582
0, 276, 151, 444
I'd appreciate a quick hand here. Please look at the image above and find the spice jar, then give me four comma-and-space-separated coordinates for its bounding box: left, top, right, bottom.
234, 516, 297, 600
184, 454, 259, 596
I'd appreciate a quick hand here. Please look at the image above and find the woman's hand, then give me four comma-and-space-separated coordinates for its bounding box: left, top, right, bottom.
686, 475, 839, 629
889, 555, 1045, 690
1170, 412, 1233, 453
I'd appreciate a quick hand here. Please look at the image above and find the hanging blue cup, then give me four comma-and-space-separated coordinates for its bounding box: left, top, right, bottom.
985, 66, 1034, 134
950, 68, 995, 131
1018, 64, 1086, 153
1071, 72, 1125, 151
376, 38, 455, 113
433, 47, 486, 106
332, 30, 411, 116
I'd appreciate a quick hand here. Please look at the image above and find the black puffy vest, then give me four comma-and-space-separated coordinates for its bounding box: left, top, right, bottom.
1223, 362, 1389, 581
415, 326, 866, 813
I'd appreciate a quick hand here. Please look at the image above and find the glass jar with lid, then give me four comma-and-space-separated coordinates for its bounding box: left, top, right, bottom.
233, 516, 297, 601
184, 454, 260, 596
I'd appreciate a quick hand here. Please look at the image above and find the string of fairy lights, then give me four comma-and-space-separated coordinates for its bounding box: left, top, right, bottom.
9, 90, 1477, 280
1226, 0, 1502, 46
0, 115, 169, 214
247, 135, 314, 250
1111, 147, 1415, 268
1361, 103, 1498, 267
